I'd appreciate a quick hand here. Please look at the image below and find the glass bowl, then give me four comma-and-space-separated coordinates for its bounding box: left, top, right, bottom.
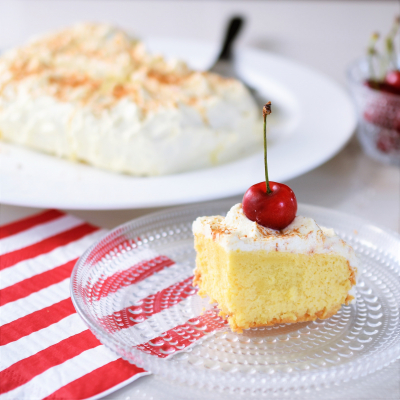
347, 57, 400, 166
71, 200, 400, 395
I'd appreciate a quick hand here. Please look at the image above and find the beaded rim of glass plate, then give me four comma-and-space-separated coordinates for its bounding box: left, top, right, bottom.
71, 200, 400, 394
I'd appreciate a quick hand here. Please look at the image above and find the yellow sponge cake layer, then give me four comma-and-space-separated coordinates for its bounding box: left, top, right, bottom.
192, 203, 358, 333
194, 234, 354, 332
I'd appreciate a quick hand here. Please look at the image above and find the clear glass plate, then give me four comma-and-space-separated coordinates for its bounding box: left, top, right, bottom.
71, 200, 400, 394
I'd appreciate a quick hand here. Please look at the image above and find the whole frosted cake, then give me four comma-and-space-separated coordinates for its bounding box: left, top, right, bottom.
193, 203, 358, 333
0, 23, 260, 176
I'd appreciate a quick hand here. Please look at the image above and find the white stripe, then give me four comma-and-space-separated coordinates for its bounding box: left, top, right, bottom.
0, 279, 70, 326
0, 314, 88, 371
87, 371, 150, 400
0, 229, 106, 290
0, 215, 83, 256
93, 262, 193, 316
0, 345, 119, 400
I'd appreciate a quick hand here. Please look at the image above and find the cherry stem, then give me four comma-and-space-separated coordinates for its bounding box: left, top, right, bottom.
386, 16, 400, 70
263, 102, 272, 195
367, 32, 379, 82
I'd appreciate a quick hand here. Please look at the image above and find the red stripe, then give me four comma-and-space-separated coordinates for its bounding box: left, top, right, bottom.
0, 210, 64, 240
136, 307, 228, 358
0, 330, 101, 395
44, 358, 146, 400
0, 223, 99, 271
0, 298, 76, 346
103, 276, 196, 332
91, 255, 175, 302
0, 259, 77, 306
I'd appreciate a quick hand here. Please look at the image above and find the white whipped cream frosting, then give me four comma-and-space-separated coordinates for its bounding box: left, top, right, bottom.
193, 203, 359, 280
0, 23, 261, 176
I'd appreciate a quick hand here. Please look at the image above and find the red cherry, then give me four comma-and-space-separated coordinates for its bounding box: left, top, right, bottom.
243, 181, 297, 230
385, 70, 400, 90
241, 102, 297, 231
364, 79, 400, 96
241, 102, 298, 230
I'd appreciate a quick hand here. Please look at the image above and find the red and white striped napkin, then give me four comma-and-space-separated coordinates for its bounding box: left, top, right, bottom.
0, 210, 149, 400
0, 209, 229, 399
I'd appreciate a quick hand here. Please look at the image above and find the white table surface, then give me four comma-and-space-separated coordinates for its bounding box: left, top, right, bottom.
1, 1, 399, 399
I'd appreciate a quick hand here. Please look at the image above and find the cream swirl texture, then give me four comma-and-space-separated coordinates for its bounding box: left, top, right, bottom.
192, 203, 359, 278
0, 23, 261, 176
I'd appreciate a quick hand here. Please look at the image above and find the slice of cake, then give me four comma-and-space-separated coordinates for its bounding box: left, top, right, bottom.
192, 203, 358, 333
